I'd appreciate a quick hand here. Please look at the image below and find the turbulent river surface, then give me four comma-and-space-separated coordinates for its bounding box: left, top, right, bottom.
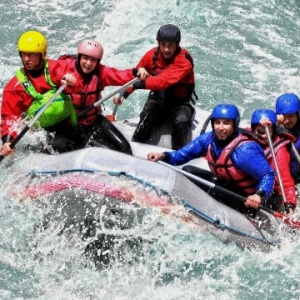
1, 0, 300, 299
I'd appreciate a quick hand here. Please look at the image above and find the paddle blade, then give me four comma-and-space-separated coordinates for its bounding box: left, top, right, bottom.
106, 114, 116, 122
273, 211, 300, 230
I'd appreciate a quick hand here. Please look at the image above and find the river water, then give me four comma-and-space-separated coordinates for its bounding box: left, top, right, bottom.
1, 0, 300, 299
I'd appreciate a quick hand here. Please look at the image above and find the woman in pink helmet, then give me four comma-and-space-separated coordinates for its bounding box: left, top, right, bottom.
58, 39, 148, 154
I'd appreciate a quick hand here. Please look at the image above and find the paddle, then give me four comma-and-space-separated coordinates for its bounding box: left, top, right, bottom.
0, 83, 67, 162
291, 142, 300, 165
77, 77, 139, 120
105, 89, 125, 122
200, 114, 212, 135
157, 160, 300, 230
265, 125, 289, 213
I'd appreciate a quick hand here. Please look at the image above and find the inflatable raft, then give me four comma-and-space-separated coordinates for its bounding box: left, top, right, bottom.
1, 106, 290, 256
4, 146, 283, 253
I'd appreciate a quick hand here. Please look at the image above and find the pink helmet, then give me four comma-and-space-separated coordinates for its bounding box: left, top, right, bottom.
77, 39, 103, 60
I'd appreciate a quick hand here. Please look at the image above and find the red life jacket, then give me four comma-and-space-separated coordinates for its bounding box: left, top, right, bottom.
242, 127, 294, 161
206, 135, 258, 195
263, 135, 290, 160
59, 54, 102, 125
151, 47, 195, 102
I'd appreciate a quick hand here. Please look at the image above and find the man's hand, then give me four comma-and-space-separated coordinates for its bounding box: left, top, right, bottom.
277, 114, 285, 125
113, 93, 125, 105
137, 67, 149, 80
245, 194, 261, 210
61, 73, 77, 86
1, 142, 15, 157
147, 152, 165, 162
259, 117, 272, 127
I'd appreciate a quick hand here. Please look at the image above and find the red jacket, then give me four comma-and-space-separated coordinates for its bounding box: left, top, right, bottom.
60, 56, 137, 125
129, 47, 195, 101
265, 136, 296, 206
1, 59, 82, 141
244, 128, 297, 206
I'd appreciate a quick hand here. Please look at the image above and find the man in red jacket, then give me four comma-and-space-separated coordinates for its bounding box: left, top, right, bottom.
114, 24, 196, 150
1, 30, 82, 157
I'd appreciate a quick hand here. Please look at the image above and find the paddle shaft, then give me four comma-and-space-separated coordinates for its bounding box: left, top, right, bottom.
77, 77, 139, 119
200, 114, 212, 135
291, 142, 300, 165
158, 161, 246, 202
157, 160, 300, 229
0, 83, 67, 162
112, 89, 126, 118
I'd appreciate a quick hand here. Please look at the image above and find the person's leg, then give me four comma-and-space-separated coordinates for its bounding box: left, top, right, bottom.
90, 115, 133, 155
182, 165, 248, 212
132, 93, 164, 143
170, 103, 194, 150
182, 165, 217, 192
45, 119, 83, 154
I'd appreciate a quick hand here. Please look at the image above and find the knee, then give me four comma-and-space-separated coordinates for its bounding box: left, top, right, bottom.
120, 141, 133, 155
50, 136, 79, 153
173, 119, 191, 129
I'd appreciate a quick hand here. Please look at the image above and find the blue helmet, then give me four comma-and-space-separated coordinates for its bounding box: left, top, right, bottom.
251, 109, 277, 128
211, 104, 240, 129
156, 24, 181, 43
275, 93, 300, 115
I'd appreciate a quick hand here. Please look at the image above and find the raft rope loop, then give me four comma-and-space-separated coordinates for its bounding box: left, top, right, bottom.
27, 168, 280, 246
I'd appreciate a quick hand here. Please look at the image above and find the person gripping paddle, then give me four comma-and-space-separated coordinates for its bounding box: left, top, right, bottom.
1, 30, 82, 159
57, 39, 148, 155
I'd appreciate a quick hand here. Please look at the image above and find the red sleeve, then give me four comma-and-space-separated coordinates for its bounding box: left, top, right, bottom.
136, 49, 154, 71
99, 64, 135, 88
272, 146, 297, 206
1, 76, 33, 140
47, 59, 83, 94
144, 50, 193, 90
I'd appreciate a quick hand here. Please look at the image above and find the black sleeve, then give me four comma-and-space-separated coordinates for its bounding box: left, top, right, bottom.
1, 135, 11, 144
133, 80, 146, 90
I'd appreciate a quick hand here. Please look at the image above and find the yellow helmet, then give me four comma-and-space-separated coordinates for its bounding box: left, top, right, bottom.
17, 30, 47, 58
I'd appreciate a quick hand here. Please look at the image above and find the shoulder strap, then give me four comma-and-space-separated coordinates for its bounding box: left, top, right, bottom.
44, 60, 56, 88
15, 68, 40, 99
15, 60, 55, 98
152, 47, 160, 68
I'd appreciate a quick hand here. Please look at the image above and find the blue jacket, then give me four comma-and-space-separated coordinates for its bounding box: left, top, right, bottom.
164, 131, 275, 196
290, 135, 300, 179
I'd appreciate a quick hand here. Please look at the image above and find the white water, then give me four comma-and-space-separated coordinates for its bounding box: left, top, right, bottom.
1, 0, 300, 299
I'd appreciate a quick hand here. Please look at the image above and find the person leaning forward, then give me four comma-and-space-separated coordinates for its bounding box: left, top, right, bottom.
57, 39, 148, 155
113, 24, 196, 150
0, 30, 83, 157
275, 93, 300, 184
246, 108, 296, 214
148, 104, 275, 212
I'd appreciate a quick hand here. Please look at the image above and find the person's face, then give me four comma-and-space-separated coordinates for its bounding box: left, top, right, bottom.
213, 119, 235, 140
280, 113, 298, 129
253, 124, 273, 144
20, 52, 43, 70
158, 41, 177, 60
79, 55, 98, 74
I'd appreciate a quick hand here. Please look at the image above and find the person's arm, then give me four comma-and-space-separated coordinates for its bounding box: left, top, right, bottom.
1, 77, 31, 156
48, 59, 83, 94
1, 77, 30, 141
166, 132, 212, 166
147, 132, 213, 165
120, 49, 154, 100
232, 142, 275, 196
272, 146, 297, 208
133, 50, 193, 91
101, 65, 149, 104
